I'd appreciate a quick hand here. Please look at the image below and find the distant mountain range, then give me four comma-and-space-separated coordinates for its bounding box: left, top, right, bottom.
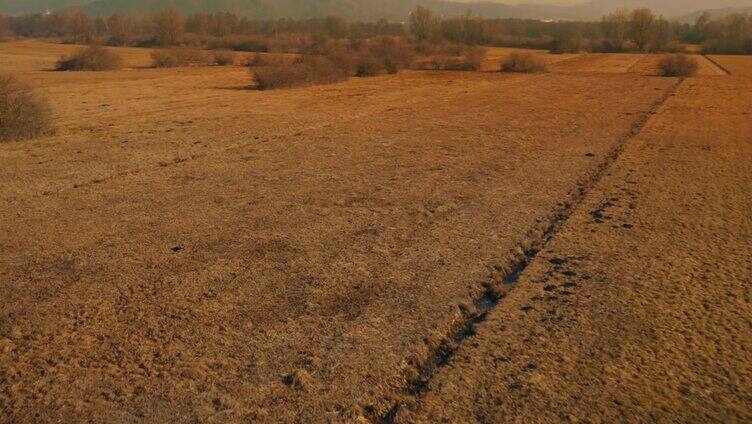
1, 0, 752, 21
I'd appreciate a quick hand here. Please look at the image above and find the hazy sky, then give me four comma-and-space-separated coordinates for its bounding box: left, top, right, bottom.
453, 0, 589, 3
454, 0, 752, 4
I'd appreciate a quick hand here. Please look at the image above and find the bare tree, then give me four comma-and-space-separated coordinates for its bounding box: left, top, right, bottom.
409, 6, 439, 42
630, 8, 655, 52
0, 14, 12, 38
70, 10, 95, 43
187, 12, 211, 38
324, 15, 348, 39
153, 7, 184, 45
107, 13, 133, 45
601, 9, 629, 51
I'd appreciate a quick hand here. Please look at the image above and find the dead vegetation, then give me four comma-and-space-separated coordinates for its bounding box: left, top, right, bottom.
249, 53, 296, 67
253, 55, 352, 90
212, 50, 236, 66
356, 37, 415, 76
501, 52, 547, 73
0, 75, 53, 142
417, 45, 487, 71
55, 45, 123, 71
252, 37, 414, 89
151, 48, 215, 67
658, 54, 699, 77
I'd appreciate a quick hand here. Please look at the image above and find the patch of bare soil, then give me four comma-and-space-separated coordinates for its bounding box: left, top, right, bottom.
399, 75, 752, 423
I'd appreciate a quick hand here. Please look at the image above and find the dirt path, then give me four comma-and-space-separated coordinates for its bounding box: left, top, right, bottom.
399, 75, 752, 422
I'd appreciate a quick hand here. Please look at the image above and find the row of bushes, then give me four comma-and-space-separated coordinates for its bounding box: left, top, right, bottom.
253, 38, 414, 90
253, 50, 549, 90
151, 48, 236, 67
54, 45, 242, 71
51, 39, 492, 74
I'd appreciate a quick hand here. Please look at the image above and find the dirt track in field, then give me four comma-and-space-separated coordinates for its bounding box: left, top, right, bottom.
1, 41, 751, 422
396, 73, 752, 423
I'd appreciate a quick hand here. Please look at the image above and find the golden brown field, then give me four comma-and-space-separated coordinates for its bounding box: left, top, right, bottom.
1, 40, 750, 422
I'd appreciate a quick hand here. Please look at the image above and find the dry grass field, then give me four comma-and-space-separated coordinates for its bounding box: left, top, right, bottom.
1, 40, 750, 422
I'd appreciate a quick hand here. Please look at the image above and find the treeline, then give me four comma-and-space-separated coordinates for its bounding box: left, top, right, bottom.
0, 9, 405, 51
1, 7, 751, 55
416, 7, 752, 54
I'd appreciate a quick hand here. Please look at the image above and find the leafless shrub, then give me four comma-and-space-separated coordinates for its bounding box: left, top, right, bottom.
355, 53, 384, 77
249, 53, 296, 67
0, 75, 53, 142
151, 49, 179, 67
370, 37, 414, 74
55, 45, 123, 71
152, 48, 214, 67
416, 54, 450, 70
442, 46, 487, 71
213, 50, 235, 66
463, 46, 486, 71
253, 55, 351, 90
501, 51, 546, 73
658, 54, 698, 77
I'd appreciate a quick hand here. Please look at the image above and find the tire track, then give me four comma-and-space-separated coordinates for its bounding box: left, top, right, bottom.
702, 55, 731, 76
376, 77, 684, 423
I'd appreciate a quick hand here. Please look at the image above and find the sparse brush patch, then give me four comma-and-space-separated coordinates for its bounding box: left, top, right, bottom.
416, 45, 485, 71
249, 53, 296, 67
355, 53, 384, 77
501, 52, 547, 73
442, 46, 487, 71
152, 48, 214, 68
416, 54, 451, 71
55, 45, 123, 71
253, 55, 352, 90
250, 37, 412, 88
173, 48, 214, 66
151, 49, 179, 67
0, 75, 53, 142
213, 50, 235, 66
657, 54, 699, 77
233, 39, 270, 53
363, 37, 414, 75
463, 46, 486, 71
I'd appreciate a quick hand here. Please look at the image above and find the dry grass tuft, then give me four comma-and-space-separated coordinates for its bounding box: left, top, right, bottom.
56, 45, 123, 71
501, 52, 546, 73
0, 75, 53, 142
658, 54, 699, 77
